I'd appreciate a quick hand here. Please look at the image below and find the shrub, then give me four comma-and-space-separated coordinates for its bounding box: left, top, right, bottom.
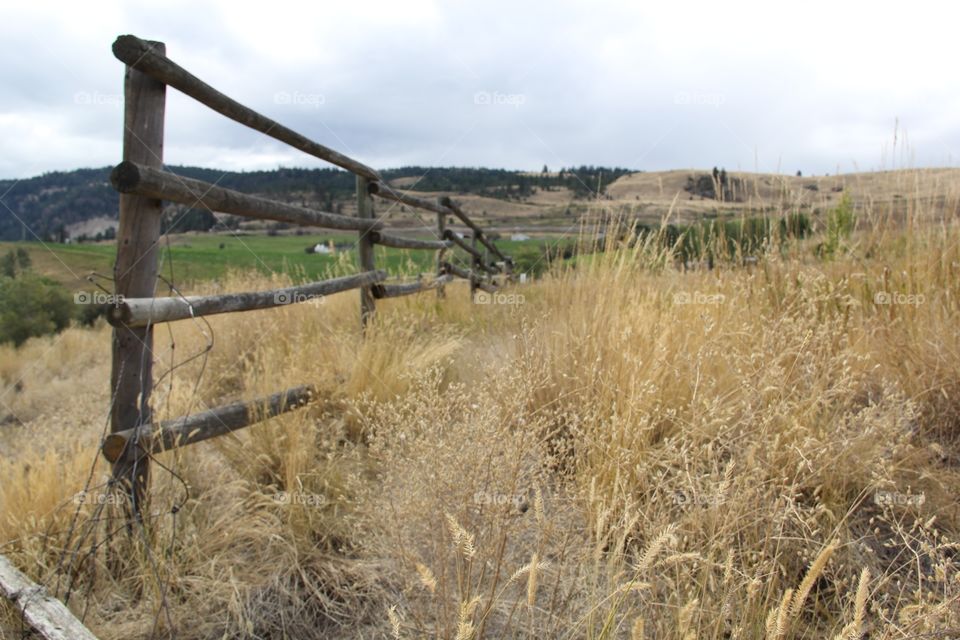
820, 193, 856, 257
635, 213, 811, 265
0, 274, 73, 346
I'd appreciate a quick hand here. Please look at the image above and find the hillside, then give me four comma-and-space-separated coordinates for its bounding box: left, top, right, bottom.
6, 165, 960, 244
0, 165, 629, 241
605, 167, 960, 222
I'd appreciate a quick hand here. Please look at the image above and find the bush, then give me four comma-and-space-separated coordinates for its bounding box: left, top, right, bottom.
635, 213, 812, 264
0, 274, 73, 346
510, 245, 548, 278
820, 193, 856, 257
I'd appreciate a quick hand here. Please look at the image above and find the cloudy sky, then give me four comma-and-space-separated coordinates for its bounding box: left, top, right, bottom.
1, 0, 957, 179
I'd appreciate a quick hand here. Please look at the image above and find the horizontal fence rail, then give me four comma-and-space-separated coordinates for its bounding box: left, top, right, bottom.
373, 275, 453, 299
111, 161, 383, 232
104, 34, 514, 524
367, 181, 450, 216
107, 271, 387, 327
102, 386, 316, 463
369, 231, 451, 251
440, 262, 497, 293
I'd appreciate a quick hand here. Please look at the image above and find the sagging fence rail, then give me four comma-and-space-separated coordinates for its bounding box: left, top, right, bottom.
104, 34, 514, 519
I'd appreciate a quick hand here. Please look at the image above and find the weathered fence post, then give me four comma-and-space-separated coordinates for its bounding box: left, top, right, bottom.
482, 245, 490, 287
357, 176, 376, 327
469, 233, 479, 301
110, 39, 166, 520
436, 197, 446, 299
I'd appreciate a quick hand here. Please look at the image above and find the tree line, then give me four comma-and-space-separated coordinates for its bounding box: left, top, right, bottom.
0, 164, 636, 241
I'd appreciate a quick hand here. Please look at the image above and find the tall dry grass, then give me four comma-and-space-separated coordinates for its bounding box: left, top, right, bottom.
1, 171, 960, 638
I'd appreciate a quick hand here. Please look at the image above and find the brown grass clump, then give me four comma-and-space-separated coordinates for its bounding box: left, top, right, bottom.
2, 169, 960, 638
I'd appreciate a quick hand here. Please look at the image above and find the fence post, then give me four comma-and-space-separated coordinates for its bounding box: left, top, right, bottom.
469, 233, 479, 301
357, 176, 376, 327
110, 39, 166, 521
482, 245, 490, 286
436, 198, 446, 299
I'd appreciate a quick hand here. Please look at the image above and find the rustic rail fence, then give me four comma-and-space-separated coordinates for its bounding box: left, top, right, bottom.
1, 35, 514, 636
0, 34, 520, 639
103, 34, 513, 518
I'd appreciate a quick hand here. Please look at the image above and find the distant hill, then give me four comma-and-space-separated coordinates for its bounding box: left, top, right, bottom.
0, 165, 632, 241
6, 163, 953, 242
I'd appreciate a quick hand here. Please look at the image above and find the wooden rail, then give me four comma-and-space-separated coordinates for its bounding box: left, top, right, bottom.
370, 231, 451, 251
104, 34, 513, 520
440, 196, 510, 264
373, 275, 452, 299
111, 161, 382, 232
0, 554, 100, 640
367, 181, 450, 216
440, 262, 497, 293
112, 35, 380, 181
443, 230, 499, 273
107, 271, 386, 327
102, 386, 316, 463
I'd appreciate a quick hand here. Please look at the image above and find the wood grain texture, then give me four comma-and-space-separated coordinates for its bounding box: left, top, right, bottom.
110, 40, 166, 516
0, 555, 100, 640
102, 386, 316, 463
107, 271, 387, 327
111, 161, 382, 232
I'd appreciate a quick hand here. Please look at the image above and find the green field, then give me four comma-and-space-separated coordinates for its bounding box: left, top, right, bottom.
0, 233, 561, 292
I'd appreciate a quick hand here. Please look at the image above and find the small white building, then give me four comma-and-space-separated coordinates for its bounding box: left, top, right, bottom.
313, 243, 331, 254
511, 233, 531, 241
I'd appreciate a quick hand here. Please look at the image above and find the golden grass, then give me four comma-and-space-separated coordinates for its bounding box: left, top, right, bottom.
2, 173, 960, 638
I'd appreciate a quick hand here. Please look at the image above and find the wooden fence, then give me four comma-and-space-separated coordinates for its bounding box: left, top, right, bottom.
103, 34, 514, 518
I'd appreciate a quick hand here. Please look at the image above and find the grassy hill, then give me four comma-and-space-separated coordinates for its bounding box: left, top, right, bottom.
5, 165, 958, 252
2, 181, 960, 636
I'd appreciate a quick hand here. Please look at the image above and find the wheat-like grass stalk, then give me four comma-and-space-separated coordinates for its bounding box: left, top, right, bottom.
852, 567, 870, 631
635, 524, 678, 573
767, 588, 793, 640
533, 485, 545, 525
415, 562, 437, 594
833, 567, 871, 639
526, 552, 539, 607
387, 605, 402, 639
790, 543, 836, 620
455, 596, 482, 640
445, 512, 476, 558
678, 597, 698, 636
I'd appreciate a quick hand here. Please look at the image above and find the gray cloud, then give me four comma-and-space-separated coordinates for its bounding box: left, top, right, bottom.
1, 0, 957, 179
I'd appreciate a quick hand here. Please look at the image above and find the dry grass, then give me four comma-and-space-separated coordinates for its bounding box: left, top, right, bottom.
2, 171, 960, 638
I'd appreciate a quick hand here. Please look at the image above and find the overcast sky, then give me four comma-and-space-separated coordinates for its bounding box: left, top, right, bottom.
1, 0, 957, 179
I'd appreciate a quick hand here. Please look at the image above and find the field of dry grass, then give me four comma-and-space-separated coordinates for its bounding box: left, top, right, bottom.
382, 167, 960, 231
2, 171, 960, 638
